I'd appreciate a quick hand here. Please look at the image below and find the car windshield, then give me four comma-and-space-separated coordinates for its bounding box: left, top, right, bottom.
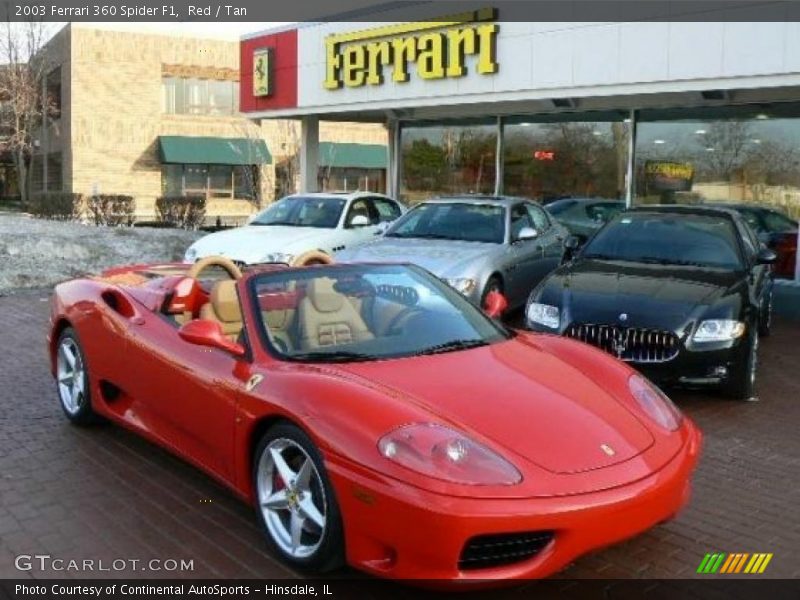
386, 202, 505, 244
250, 196, 346, 228
582, 212, 744, 270
251, 264, 509, 362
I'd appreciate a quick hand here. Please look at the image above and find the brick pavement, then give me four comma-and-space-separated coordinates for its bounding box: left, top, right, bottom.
0, 288, 798, 584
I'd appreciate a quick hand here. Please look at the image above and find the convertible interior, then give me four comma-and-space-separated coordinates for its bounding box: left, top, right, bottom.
150, 256, 420, 355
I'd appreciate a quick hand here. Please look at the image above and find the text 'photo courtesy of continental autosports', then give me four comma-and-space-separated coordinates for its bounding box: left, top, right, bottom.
526, 204, 776, 401
48, 257, 701, 585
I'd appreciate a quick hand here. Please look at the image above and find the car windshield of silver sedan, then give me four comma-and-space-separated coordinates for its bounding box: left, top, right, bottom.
251, 264, 509, 362
386, 202, 505, 244
582, 213, 745, 270
250, 196, 346, 229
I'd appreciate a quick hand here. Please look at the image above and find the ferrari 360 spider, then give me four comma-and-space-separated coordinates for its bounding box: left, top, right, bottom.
48, 256, 701, 583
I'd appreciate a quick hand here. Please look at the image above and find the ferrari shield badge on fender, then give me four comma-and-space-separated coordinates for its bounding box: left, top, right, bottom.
245, 374, 264, 393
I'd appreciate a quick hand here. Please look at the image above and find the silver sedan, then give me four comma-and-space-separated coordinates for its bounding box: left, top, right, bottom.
335, 196, 568, 309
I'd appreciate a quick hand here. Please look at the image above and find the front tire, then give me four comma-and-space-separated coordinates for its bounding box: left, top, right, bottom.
722, 328, 759, 401
759, 288, 773, 337
55, 328, 97, 425
253, 423, 344, 572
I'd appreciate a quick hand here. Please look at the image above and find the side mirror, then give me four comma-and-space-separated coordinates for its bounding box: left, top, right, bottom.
375, 221, 391, 235
561, 234, 585, 263
757, 247, 777, 265
179, 319, 246, 357
484, 290, 509, 319
350, 214, 370, 227
515, 227, 538, 243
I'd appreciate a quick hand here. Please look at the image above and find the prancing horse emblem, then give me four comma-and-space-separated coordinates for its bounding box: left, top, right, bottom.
600, 443, 616, 457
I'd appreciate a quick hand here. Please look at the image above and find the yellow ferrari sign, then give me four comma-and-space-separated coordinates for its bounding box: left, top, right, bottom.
324, 7, 499, 90
253, 48, 273, 97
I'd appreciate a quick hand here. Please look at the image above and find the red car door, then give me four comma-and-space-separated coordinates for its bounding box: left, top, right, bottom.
121, 309, 241, 482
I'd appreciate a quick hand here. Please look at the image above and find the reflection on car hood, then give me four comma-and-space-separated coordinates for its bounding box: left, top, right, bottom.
190, 225, 333, 262
542, 259, 743, 329
339, 337, 655, 475
337, 238, 501, 277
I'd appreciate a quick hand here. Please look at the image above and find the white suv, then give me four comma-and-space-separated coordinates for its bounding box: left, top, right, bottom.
184, 192, 404, 266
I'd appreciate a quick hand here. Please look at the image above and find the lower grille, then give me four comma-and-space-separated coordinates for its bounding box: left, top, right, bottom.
458, 531, 554, 571
566, 323, 680, 363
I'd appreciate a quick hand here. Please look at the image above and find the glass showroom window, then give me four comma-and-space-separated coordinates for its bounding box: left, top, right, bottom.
634, 105, 800, 221
400, 122, 497, 203
503, 117, 629, 202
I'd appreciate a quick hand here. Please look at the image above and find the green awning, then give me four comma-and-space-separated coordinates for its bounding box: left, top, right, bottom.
158, 136, 272, 165
319, 142, 387, 169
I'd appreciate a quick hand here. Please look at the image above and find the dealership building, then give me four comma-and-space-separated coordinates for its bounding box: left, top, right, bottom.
239, 8, 800, 280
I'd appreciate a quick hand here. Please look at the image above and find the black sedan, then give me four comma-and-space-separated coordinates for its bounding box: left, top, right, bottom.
525, 205, 776, 400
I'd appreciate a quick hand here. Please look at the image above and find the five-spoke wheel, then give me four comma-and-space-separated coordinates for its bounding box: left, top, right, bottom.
253, 423, 344, 571
56, 328, 96, 424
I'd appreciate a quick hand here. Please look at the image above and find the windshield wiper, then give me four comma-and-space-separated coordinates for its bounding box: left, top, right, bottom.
413, 339, 488, 356
583, 253, 620, 261
286, 350, 374, 363
251, 221, 299, 226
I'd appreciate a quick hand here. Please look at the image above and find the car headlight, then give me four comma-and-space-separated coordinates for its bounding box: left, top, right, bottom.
693, 319, 746, 342
378, 423, 522, 486
444, 277, 477, 296
263, 252, 295, 264
526, 302, 560, 329
184, 247, 198, 263
628, 374, 683, 431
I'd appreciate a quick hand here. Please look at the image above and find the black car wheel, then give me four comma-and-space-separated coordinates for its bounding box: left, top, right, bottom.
253, 422, 345, 573
55, 328, 98, 425
723, 328, 759, 401
759, 289, 773, 337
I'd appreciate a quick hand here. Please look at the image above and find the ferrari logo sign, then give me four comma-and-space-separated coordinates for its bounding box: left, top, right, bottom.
253, 48, 273, 97
323, 7, 499, 90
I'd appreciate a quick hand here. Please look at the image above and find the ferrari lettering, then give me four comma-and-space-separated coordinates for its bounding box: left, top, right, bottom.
324, 8, 499, 89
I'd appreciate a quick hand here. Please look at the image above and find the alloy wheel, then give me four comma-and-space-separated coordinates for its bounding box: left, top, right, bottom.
256, 438, 328, 558
57, 337, 85, 416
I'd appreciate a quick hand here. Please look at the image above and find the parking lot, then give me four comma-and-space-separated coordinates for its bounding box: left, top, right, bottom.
0, 287, 798, 583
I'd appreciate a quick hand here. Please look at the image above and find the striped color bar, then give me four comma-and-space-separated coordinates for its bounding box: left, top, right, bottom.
698, 552, 773, 574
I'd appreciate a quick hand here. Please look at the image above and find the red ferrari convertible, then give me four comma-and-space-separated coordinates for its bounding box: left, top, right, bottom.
48, 256, 701, 582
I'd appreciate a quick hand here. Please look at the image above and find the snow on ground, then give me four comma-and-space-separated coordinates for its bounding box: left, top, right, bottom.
0, 214, 202, 292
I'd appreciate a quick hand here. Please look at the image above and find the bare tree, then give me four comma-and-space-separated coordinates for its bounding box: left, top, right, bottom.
697, 121, 752, 180
274, 119, 300, 197
0, 20, 55, 205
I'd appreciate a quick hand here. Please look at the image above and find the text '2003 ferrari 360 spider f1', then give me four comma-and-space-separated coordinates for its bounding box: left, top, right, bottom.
48, 256, 702, 584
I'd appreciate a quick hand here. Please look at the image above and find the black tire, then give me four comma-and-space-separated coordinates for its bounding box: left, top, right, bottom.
55, 327, 98, 425
759, 288, 773, 338
480, 275, 504, 309
252, 422, 345, 573
722, 328, 759, 401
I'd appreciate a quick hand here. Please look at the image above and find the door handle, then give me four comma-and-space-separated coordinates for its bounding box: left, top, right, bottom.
130, 316, 145, 326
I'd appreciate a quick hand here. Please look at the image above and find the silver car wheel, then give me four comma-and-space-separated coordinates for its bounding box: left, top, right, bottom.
256, 438, 327, 559
57, 337, 85, 416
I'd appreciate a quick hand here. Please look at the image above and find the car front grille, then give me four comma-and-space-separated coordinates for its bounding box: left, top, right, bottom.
458, 531, 554, 571
566, 323, 680, 363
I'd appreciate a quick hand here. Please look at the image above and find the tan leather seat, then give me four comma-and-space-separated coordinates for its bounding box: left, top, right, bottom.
298, 277, 373, 350
264, 307, 295, 352
199, 280, 243, 341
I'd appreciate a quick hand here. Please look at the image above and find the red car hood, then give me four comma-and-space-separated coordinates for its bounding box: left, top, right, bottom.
339, 336, 655, 475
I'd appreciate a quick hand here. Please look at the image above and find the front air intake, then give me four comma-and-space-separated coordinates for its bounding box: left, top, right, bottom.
458, 531, 554, 571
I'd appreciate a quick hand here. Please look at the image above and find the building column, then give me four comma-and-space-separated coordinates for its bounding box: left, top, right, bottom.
387, 120, 401, 199
494, 116, 504, 196
625, 109, 637, 208
299, 115, 319, 193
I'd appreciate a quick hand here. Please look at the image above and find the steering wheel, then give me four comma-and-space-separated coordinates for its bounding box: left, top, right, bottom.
386, 307, 426, 336
187, 255, 243, 281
